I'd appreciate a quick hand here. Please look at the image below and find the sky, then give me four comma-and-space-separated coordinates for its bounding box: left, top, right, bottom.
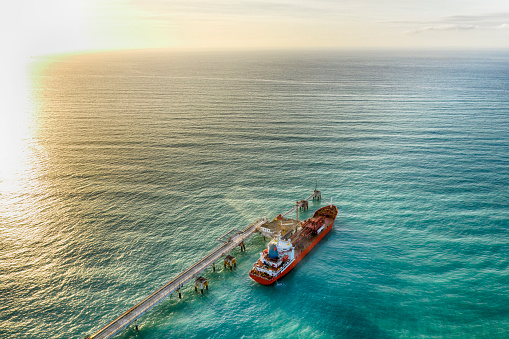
2, 0, 508, 126
0, 0, 508, 194
2, 0, 509, 58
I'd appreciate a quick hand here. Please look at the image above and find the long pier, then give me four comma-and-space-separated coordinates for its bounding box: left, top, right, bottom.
86, 190, 321, 339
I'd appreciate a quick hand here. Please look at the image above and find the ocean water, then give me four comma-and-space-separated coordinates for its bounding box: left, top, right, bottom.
1, 49, 508, 338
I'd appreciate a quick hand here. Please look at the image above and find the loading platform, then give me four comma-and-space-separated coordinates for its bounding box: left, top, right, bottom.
281, 189, 321, 218
85, 190, 321, 339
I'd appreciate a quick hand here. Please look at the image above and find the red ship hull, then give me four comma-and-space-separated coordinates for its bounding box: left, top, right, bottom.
249, 205, 337, 285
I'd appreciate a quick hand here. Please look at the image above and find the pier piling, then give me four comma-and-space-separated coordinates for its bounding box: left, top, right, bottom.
195, 277, 208, 294
224, 255, 236, 270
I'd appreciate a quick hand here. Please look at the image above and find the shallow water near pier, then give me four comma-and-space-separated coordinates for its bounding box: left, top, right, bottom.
1, 49, 508, 338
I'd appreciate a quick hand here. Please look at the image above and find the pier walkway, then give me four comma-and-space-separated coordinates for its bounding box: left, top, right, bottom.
86, 190, 322, 339
87, 218, 266, 339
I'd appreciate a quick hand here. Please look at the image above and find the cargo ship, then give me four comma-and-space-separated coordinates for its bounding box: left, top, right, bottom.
249, 204, 338, 285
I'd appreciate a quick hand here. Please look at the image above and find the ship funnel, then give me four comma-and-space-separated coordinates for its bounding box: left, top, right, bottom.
268, 241, 279, 259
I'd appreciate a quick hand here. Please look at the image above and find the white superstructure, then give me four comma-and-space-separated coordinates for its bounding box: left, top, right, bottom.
252, 235, 295, 277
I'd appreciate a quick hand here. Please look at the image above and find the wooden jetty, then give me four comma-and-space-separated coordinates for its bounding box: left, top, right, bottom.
85, 190, 321, 339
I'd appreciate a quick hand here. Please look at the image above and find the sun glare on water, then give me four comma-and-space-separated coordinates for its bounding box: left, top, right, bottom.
0, 55, 55, 250
0, 57, 38, 195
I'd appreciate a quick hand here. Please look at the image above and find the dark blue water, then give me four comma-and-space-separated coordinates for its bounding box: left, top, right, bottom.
1, 50, 508, 338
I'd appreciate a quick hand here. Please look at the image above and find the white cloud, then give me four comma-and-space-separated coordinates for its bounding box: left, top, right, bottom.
399, 12, 509, 38
408, 24, 478, 34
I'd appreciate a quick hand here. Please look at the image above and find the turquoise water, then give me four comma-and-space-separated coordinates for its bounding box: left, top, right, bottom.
1, 50, 508, 338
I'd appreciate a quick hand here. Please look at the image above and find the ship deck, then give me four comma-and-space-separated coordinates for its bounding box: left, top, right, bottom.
258, 218, 301, 238
291, 217, 333, 251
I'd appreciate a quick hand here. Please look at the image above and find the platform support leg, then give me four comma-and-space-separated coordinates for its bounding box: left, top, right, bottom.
178, 288, 181, 299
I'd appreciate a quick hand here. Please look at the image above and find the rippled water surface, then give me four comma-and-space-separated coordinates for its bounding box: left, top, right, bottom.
1, 50, 508, 338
